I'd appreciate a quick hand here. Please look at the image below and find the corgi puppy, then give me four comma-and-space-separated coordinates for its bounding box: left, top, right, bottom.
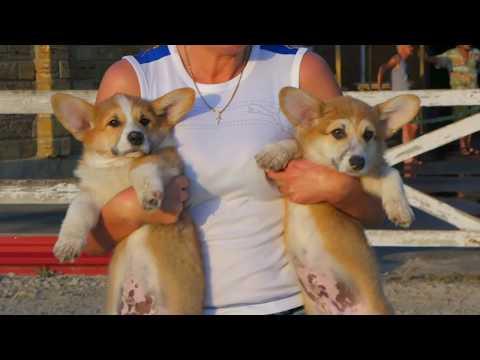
51, 89, 205, 315
256, 87, 421, 315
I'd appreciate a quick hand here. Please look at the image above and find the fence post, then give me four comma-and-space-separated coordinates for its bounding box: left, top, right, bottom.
335, 45, 342, 88
34, 45, 54, 159
419, 45, 426, 88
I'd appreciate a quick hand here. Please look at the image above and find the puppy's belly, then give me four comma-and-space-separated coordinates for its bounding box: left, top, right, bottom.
286, 203, 365, 314
286, 203, 336, 267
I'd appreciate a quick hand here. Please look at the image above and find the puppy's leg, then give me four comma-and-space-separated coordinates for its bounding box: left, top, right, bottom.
255, 139, 301, 171
361, 167, 415, 228
54, 192, 99, 263
296, 263, 391, 315
130, 155, 181, 211
105, 241, 129, 315
294, 260, 360, 315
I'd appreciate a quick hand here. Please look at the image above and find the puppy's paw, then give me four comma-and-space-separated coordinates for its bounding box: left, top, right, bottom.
383, 196, 415, 228
141, 190, 164, 211
53, 232, 86, 263
255, 144, 292, 172
133, 177, 164, 211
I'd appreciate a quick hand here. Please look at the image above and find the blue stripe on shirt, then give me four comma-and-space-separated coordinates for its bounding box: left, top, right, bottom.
134, 46, 171, 64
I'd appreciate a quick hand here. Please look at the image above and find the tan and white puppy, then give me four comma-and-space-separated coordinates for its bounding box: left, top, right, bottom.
256, 87, 421, 315
51, 89, 204, 315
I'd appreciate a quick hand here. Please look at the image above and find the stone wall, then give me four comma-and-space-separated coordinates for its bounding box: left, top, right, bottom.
0, 46, 36, 160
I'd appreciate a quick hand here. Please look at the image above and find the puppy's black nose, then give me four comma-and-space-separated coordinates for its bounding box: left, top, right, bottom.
349, 156, 365, 171
128, 131, 144, 146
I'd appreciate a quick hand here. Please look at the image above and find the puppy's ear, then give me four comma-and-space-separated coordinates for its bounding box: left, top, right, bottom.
279, 87, 325, 128
51, 94, 95, 142
376, 95, 421, 139
152, 88, 196, 127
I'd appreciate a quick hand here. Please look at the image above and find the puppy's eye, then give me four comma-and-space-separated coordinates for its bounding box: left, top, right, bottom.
108, 118, 121, 128
331, 128, 346, 140
363, 129, 375, 142
139, 116, 151, 127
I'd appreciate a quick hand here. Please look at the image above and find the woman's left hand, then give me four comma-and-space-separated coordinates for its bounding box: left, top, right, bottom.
266, 159, 355, 205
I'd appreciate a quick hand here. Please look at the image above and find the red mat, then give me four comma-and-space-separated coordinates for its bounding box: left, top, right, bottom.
0, 235, 110, 276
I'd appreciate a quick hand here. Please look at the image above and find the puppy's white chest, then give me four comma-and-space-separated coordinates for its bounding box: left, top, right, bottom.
76, 164, 132, 206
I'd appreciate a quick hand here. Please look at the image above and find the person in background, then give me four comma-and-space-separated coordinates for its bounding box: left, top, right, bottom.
426, 45, 480, 156
377, 45, 421, 176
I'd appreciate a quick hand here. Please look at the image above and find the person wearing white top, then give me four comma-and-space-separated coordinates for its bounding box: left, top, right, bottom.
83, 45, 385, 315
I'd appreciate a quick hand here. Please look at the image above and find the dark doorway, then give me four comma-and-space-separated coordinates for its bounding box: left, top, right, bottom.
427, 45, 455, 90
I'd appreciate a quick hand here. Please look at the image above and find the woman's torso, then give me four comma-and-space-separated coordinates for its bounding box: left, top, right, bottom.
123, 45, 308, 314
391, 57, 410, 91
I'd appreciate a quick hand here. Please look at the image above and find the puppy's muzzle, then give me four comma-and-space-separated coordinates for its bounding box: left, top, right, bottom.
128, 131, 145, 146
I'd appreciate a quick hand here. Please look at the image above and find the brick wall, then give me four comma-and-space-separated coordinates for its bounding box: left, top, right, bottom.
0, 46, 36, 160
0, 45, 35, 90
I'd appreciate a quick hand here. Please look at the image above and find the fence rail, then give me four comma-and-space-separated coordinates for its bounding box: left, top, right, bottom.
1, 89, 480, 114
1, 89, 480, 248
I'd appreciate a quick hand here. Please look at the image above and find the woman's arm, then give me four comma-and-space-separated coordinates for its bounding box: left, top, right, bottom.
268, 51, 386, 227
83, 60, 189, 256
425, 51, 452, 71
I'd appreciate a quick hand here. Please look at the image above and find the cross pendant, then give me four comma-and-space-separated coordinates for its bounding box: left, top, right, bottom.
214, 110, 222, 125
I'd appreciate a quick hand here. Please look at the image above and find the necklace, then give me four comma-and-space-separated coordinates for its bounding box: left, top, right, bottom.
182, 46, 252, 125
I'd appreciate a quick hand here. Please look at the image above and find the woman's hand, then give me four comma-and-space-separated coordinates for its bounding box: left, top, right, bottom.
266, 160, 352, 204
83, 176, 190, 256
266, 160, 385, 227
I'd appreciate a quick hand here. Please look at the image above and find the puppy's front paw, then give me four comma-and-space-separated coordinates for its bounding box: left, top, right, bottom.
255, 144, 292, 172
141, 190, 164, 211
383, 196, 415, 228
53, 232, 86, 263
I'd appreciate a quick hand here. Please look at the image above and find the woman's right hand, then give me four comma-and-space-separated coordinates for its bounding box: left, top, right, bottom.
83, 176, 190, 256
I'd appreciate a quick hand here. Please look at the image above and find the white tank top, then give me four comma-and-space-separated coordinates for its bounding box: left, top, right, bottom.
391, 58, 410, 91
124, 45, 308, 315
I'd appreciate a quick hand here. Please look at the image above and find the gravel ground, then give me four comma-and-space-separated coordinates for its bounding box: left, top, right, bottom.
2, 273, 480, 315
2, 249, 480, 315
0, 275, 106, 315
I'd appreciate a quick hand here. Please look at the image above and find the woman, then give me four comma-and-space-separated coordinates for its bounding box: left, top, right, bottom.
84, 45, 385, 315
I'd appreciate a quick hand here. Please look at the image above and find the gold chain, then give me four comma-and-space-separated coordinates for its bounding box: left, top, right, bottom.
182, 46, 252, 125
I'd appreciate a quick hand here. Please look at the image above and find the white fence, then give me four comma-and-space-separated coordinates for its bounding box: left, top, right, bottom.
2, 89, 480, 248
